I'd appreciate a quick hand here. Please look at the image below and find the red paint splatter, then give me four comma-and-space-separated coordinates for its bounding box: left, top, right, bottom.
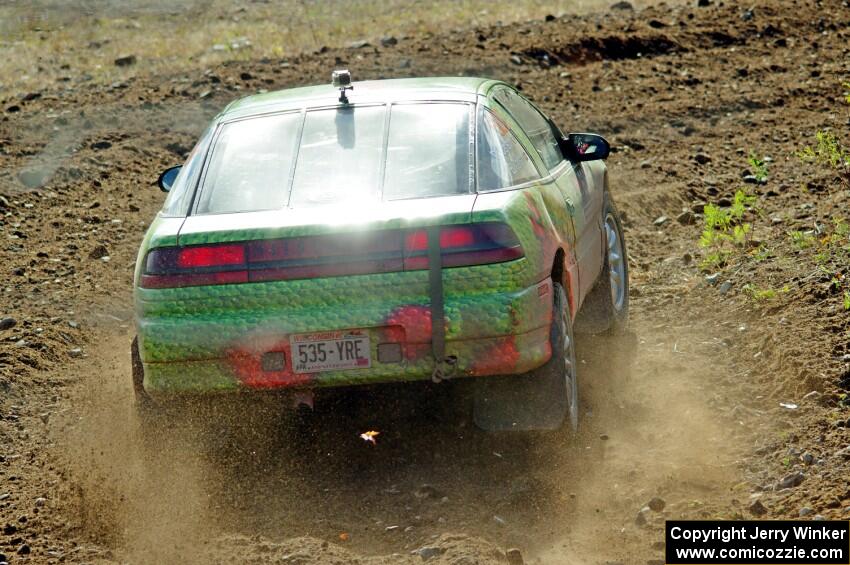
227, 338, 313, 388
469, 336, 522, 376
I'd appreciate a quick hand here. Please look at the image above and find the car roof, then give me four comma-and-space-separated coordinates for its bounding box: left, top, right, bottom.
220, 76, 506, 120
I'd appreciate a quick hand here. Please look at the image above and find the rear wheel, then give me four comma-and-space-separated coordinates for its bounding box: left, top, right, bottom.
576, 192, 630, 334
473, 283, 578, 432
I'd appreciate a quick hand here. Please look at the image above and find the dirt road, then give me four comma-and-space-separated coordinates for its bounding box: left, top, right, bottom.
1, 1, 849, 563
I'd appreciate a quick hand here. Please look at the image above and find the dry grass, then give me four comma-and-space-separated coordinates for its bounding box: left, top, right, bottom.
0, 0, 658, 96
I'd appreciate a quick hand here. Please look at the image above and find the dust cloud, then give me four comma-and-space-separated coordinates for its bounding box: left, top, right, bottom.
53, 312, 741, 564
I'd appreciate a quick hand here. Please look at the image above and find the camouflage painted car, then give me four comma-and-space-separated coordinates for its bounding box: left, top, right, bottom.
132, 74, 629, 431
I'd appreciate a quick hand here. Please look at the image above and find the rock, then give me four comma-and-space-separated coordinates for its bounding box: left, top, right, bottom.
705, 273, 721, 285
802, 391, 822, 403
114, 54, 137, 66
18, 169, 47, 188
653, 215, 669, 226
380, 36, 398, 47
385, 525, 399, 531
510, 55, 523, 65
719, 281, 733, 295
741, 8, 754, 20
813, 514, 826, 521
0, 318, 16, 331
834, 446, 850, 459
397, 59, 412, 69
799, 507, 814, 517
413, 484, 444, 499
676, 210, 696, 225
34, 497, 46, 507
697, 0, 712, 6
777, 471, 804, 490
240, 72, 253, 81
347, 40, 370, 49
610, 1, 634, 9
635, 508, 648, 526
648, 497, 666, 512
17, 544, 30, 555
801, 452, 814, 465
88, 244, 109, 259
69, 348, 83, 358
640, 160, 652, 169
694, 152, 712, 164
748, 499, 768, 516
416, 546, 443, 561
506, 548, 524, 565
742, 175, 760, 184
90, 140, 112, 150
545, 14, 556, 22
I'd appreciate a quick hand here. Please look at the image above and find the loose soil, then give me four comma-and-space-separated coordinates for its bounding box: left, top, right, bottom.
1, 1, 849, 563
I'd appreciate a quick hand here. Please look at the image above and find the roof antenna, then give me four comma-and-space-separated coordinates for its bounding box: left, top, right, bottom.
332, 69, 353, 104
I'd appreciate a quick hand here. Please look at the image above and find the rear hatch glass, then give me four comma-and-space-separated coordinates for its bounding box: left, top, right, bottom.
194, 102, 472, 214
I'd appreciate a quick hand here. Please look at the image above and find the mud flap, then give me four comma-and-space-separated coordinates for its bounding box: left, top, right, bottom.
473, 371, 567, 431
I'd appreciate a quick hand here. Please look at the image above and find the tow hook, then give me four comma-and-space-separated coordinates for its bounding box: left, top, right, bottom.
431, 355, 458, 384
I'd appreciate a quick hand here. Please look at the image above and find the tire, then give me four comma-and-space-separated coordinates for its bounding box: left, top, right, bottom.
131, 336, 152, 409
575, 191, 630, 335
473, 282, 579, 432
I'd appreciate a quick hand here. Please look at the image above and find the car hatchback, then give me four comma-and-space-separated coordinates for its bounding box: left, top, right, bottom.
133, 74, 629, 431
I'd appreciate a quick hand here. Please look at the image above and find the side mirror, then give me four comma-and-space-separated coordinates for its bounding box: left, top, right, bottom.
562, 133, 610, 162
157, 166, 182, 193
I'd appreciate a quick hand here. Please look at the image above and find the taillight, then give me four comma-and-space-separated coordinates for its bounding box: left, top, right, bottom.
177, 244, 244, 269
140, 223, 523, 289
403, 223, 524, 270
141, 244, 248, 289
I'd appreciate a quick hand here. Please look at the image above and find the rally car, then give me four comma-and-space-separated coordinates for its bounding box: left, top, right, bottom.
132, 72, 629, 431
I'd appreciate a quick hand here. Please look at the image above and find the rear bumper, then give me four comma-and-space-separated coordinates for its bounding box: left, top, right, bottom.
137, 276, 554, 394
141, 325, 552, 394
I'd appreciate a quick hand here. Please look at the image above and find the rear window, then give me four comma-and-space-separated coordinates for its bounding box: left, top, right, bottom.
383, 103, 471, 200
194, 102, 473, 214
196, 112, 301, 215
290, 105, 385, 207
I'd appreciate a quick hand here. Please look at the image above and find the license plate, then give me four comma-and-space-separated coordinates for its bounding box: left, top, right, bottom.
290, 330, 371, 374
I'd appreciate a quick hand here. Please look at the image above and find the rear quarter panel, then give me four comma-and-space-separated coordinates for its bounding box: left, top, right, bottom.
472, 182, 579, 317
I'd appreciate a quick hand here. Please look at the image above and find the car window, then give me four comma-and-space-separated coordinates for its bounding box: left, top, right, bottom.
493, 89, 563, 171
195, 112, 301, 214
193, 103, 478, 214
161, 126, 213, 216
383, 103, 471, 200
476, 106, 541, 191
289, 105, 385, 207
